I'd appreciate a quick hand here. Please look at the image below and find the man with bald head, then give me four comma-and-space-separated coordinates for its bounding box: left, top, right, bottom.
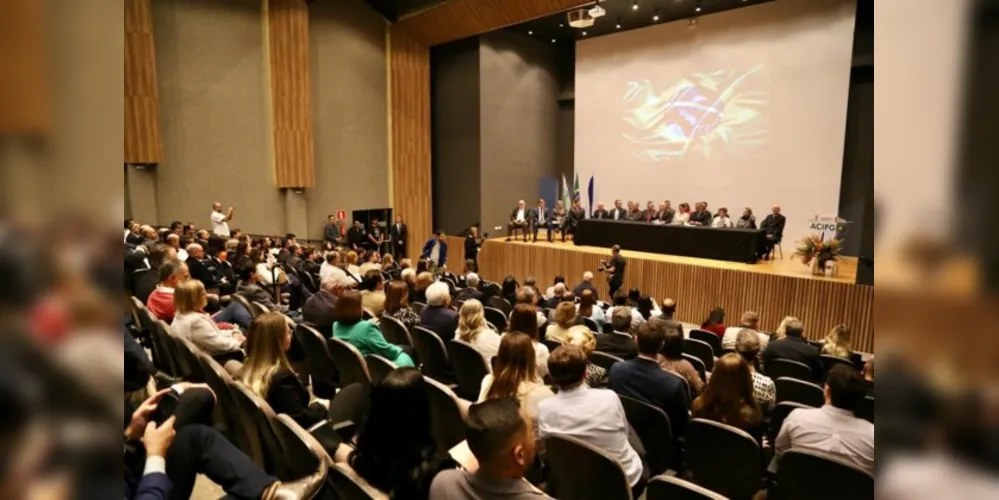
592, 202, 610, 220
507, 200, 530, 242
573, 271, 599, 301
186, 243, 225, 292
211, 202, 235, 238
759, 205, 787, 261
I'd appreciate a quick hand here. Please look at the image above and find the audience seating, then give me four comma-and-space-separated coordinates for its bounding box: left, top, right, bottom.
293, 324, 340, 399
484, 307, 509, 332
856, 396, 874, 424
300, 272, 319, 294
775, 378, 825, 408
546, 434, 635, 500
768, 402, 811, 446
772, 449, 874, 500
820, 355, 855, 377
273, 415, 333, 499
411, 326, 454, 384
231, 294, 255, 319
328, 463, 384, 500
172, 334, 208, 383
424, 377, 467, 452
230, 382, 291, 478
590, 351, 625, 371
410, 302, 427, 315
662, 369, 693, 404
488, 296, 513, 315
139, 305, 178, 376
250, 301, 271, 318
647, 476, 728, 500
541, 335, 563, 354
326, 337, 372, 389
486, 322, 500, 333
682, 338, 716, 373
619, 395, 676, 476
156, 321, 195, 380
689, 330, 723, 358
683, 354, 709, 385
766, 359, 813, 383
447, 339, 490, 401
377, 315, 413, 347
364, 355, 398, 385
581, 317, 600, 333
326, 383, 370, 432
196, 352, 254, 458
685, 419, 762, 499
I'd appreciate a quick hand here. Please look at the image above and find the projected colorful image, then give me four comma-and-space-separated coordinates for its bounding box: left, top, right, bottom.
622, 66, 769, 162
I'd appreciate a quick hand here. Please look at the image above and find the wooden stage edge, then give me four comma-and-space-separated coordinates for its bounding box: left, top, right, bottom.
442, 236, 874, 354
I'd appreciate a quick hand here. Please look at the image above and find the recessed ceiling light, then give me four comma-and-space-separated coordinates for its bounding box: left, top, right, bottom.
632, 2, 639, 11
616, 23, 622, 29
582, 31, 587, 36
559, 23, 565, 28
552, 39, 557, 43
653, 11, 660, 22
528, 30, 533, 35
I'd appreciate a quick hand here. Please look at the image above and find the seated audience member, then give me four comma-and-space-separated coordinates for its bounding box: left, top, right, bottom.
735, 330, 776, 412
359, 251, 382, 276
413, 272, 434, 305
544, 276, 566, 301
501, 275, 520, 307
596, 307, 640, 360
762, 319, 822, 380
772, 316, 799, 342
302, 275, 348, 331
627, 288, 642, 309
334, 291, 415, 367
381, 253, 398, 273
775, 365, 874, 474
522, 276, 541, 298
298, 247, 321, 276
124, 390, 324, 500
700, 307, 727, 338
172, 280, 245, 360
515, 287, 548, 328
545, 302, 588, 344
608, 322, 690, 439
658, 299, 684, 336
146, 261, 189, 323
565, 329, 609, 388
457, 273, 485, 302
430, 398, 550, 499
507, 304, 551, 378
420, 282, 459, 343
722, 311, 766, 352
345, 251, 362, 280
186, 243, 226, 291
384, 280, 422, 331
711, 207, 734, 228
543, 283, 567, 310
320, 252, 347, 284
343, 368, 459, 498
572, 272, 600, 301
540, 345, 646, 495
607, 291, 644, 331
636, 296, 657, 321
236, 265, 289, 314
360, 270, 387, 318
135, 244, 173, 303
167, 233, 188, 262
458, 300, 502, 361
401, 268, 418, 298
822, 324, 853, 359
737, 207, 757, 229
654, 318, 705, 396
863, 357, 874, 397
693, 354, 766, 446
479, 332, 555, 422
255, 252, 288, 287
577, 290, 607, 331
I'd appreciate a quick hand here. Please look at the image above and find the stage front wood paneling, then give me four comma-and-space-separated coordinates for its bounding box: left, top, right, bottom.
464, 238, 874, 353
389, 26, 432, 260
396, 0, 590, 46
267, 0, 315, 188
124, 0, 162, 162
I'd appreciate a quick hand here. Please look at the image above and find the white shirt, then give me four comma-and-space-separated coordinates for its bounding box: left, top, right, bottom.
429, 242, 441, 265
775, 406, 875, 474
515, 209, 526, 222
674, 212, 690, 225
712, 216, 734, 228
210, 211, 230, 237
256, 262, 286, 286
177, 249, 189, 262
607, 306, 645, 331
537, 385, 644, 487
359, 262, 382, 276
320, 262, 347, 284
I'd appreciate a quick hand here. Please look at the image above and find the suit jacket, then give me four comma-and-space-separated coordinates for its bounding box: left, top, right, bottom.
347, 227, 367, 249
302, 290, 337, 330
125, 329, 154, 392
762, 336, 822, 381
457, 287, 484, 303
420, 306, 459, 343
609, 357, 690, 439
640, 210, 658, 223
690, 211, 713, 226
659, 209, 676, 224
761, 214, 787, 241
464, 235, 482, 259
596, 332, 639, 360
127, 471, 171, 500
627, 210, 643, 221
593, 209, 610, 220
236, 283, 279, 312
567, 207, 587, 227
610, 208, 628, 221
267, 368, 328, 428
572, 282, 599, 302
391, 223, 408, 249
421, 238, 449, 267
531, 207, 550, 226
324, 223, 341, 244
510, 208, 529, 222
187, 257, 224, 289
659, 318, 685, 339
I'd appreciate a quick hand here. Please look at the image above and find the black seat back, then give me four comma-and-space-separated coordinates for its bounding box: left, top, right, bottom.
685, 419, 762, 499
619, 395, 674, 475
767, 359, 813, 382
410, 302, 427, 315
768, 402, 811, 446
590, 351, 625, 371
820, 355, 855, 378
273, 415, 331, 484
424, 377, 467, 452
172, 334, 207, 383
378, 315, 413, 347
293, 324, 339, 399
230, 382, 289, 478
582, 317, 599, 333
647, 476, 727, 500
546, 435, 635, 500
365, 355, 397, 385
683, 338, 716, 372
329, 464, 385, 500
484, 307, 509, 332
195, 353, 254, 459
774, 449, 874, 500
411, 327, 453, 384
327, 337, 372, 389
690, 330, 723, 357
683, 354, 708, 385
856, 396, 874, 423
141, 307, 176, 375
447, 339, 490, 401
488, 296, 513, 315
775, 377, 825, 408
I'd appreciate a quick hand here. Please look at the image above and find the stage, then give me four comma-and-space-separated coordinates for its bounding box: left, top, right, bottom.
443, 235, 873, 353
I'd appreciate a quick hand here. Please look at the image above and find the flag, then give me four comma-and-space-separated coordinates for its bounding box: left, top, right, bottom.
587, 176, 595, 216
561, 175, 572, 211
573, 174, 581, 203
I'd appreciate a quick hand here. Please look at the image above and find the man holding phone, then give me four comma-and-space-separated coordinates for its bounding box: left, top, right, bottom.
600, 245, 627, 298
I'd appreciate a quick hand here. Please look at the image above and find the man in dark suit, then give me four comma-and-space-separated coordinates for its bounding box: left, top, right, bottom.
464, 225, 484, 268
759, 205, 787, 261
186, 244, 226, 292
531, 199, 552, 243
611, 200, 628, 221
762, 319, 823, 381
390, 215, 408, 260
302, 276, 345, 331
420, 282, 459, 342
507, 200, 530, 242
640, 201, 658, 224
596, 307, 639, 360
608, 321, 690, 439
659, 299, 685, 339
688, 202, 713, 226
592, 202, 611, 220
346, 220, 367, 251
658, 201, 676, 225
456, 273, 485, 303
572, 271, 600, 301
566, 199, 587, 240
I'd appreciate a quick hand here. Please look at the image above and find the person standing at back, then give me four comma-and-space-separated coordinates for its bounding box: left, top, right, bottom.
602, 245, 627, 298
391, 215, 409, 260
762, 319, 822, 381
210, 202, 235, 238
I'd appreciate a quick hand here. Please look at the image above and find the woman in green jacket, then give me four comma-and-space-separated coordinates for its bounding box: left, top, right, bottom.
333, 290, 415, 368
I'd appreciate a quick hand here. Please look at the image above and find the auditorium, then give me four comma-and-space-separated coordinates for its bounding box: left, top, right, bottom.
122, 0, 876, 498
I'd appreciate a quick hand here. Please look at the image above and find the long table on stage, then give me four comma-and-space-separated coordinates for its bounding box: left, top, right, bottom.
574, 219, 765, 263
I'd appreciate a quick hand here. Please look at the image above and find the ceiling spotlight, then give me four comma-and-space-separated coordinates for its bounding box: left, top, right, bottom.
653, 10, 660, 22
528, 30, 533, 35
632, 2, 639, 11
687, 18, 699, 27
695, 3, 702, 12
560, 23, 565, 28
616, 23, 622, 29
582, 31, 588, 36
552, 39, 557, 43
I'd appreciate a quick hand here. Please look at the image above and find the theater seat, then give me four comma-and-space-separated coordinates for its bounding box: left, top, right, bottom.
647, 476, 727, 500
546, 434, 635, 500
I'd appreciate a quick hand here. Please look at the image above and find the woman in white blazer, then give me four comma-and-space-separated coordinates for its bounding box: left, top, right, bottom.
172, 279, 245, 357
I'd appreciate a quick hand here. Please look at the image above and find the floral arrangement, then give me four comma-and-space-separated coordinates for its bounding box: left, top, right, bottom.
793, 235, 844, 268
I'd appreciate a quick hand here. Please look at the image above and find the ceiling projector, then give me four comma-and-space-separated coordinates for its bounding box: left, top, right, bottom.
567, 9, 595, 28
589, 5, 607, 18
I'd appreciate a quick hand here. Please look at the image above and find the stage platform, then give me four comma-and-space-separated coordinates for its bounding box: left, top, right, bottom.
443, 235, 874, 353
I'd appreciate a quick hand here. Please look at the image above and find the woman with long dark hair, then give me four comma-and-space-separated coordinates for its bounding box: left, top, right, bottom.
346, 368, 457, 498
501, 275, 519, 307
478, 332, 554, 421
508, 304, 550, 378
700, 307, 727, 338
692, 354, 765, 445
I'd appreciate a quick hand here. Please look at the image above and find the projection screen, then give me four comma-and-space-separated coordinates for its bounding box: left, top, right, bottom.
575, 0, 857, 244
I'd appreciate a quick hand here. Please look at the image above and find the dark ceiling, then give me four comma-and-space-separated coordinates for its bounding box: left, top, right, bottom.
360, 0, 451, 23
506, 0, 777, 42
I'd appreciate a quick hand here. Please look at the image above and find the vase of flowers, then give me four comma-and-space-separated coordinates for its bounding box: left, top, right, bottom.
793, 236, 843, 276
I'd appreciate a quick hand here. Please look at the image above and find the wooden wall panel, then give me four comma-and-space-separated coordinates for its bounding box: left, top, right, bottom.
268, 0, 315, 188
397, 0, 591, 46
389, 27, 433, 260
470, 240, 876, 353
124, 0, 162, 162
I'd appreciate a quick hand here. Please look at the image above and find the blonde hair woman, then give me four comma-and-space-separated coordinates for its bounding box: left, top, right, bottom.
566, 329, 609, 388
345, 250, 361, 278
546, 302, 589, 344
456, 300, 501, 360
773, 316, 800, 341
822, 325, 853, 359
172, 280, 244, 358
